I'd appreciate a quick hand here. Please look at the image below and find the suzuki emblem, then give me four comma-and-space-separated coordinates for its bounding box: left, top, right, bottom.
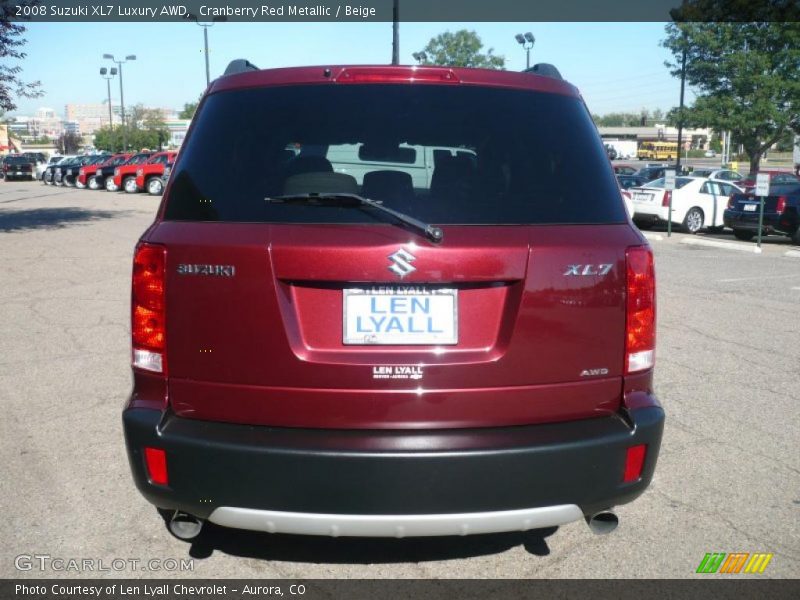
388, 248, 417, 278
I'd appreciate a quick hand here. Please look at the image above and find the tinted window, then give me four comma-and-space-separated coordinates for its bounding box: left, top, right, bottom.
166, 84, 625, 225
5, 156, 32, 165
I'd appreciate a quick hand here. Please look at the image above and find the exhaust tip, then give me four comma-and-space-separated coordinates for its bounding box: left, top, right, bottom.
168, 511, 204, 540
586, 510, 619, 535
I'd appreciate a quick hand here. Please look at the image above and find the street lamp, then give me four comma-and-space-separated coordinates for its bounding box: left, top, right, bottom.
412, 51, 427, 65
515, 32, 535, 69
103, 53, 136, 151
185, 13, 226, 87
99, 67, 117, 150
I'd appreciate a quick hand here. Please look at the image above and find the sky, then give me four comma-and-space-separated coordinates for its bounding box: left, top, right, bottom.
11, 21, 692, 118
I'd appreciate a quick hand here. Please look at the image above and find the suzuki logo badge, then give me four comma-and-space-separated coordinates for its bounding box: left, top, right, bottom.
388, 248, 417, 278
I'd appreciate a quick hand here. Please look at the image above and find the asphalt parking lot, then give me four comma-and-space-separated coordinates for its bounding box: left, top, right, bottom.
1, 182, 798, 579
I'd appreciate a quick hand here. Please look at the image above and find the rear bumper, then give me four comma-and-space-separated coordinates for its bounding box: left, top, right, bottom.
123, 405, 664, 536
724, 210, 797, 235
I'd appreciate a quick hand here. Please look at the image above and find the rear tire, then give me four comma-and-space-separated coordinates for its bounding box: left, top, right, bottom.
733, 229, 755, 241
682, 207, 704, 234
147, 177, 163, 195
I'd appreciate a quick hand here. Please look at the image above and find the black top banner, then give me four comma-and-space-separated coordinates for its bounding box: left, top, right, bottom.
5, 0, 800, 22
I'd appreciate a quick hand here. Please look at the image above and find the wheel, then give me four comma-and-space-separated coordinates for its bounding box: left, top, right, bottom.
682, 207, 704, 234
88, 176, 100, 190
733, 229, 755, 241
75, 179, 85, 189
123, 176, 138, 193
146, 177, 163, 195
105, 177, 117, 191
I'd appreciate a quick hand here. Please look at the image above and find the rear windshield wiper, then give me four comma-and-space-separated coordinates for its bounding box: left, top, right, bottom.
265, 193, 444, 242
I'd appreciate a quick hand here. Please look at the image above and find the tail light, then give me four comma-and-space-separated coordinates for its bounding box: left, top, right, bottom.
661, 190, 672, 207
775, 196, 787, 213
625, 246, 656, 374
132, 243, 166, 374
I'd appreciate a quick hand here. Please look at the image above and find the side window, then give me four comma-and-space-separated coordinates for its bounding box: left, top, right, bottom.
700, 182, 711, 194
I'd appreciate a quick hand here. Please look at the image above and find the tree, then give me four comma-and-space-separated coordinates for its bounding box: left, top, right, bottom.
663, 21, 800, 173
417, 30, 504, 69
0, 1, 44, 111
56, 132, 82, 155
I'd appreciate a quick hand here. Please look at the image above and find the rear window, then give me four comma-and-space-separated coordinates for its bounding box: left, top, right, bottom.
644, 177, 693, 189
165, 84, 625, 225
5, 156, 31, 165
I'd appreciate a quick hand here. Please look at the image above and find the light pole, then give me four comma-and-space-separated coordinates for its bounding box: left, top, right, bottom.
412, 51, 427, 65
185, 13, 226, 87
103, 53, 136, 151
99, 66, 117, 150
515, 32, 535, 69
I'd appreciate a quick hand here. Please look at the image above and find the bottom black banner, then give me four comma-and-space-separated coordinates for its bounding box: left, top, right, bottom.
3, 579, 800, 600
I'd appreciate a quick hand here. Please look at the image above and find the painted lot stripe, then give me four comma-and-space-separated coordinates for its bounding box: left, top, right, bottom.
785, 250, 800, 258
717, 274, 800, 283
680, 237, 761, 253
641, 232, 663, 241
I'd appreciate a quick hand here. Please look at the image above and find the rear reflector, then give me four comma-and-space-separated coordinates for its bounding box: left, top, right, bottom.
661, 190, 672, 207
132, 243, 166, 373
776, 196, 787, 213
623, 444, 647, 482
625, 246, 656, 374
144, 447, 168, 486
336, 67, 460, 84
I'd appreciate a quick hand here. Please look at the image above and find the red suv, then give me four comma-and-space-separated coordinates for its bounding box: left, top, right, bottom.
124, 62, 663, 542
132, 151, 177, 195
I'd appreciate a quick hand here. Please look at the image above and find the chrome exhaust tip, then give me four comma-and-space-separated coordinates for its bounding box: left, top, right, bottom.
586, 510, 619, 535
168, 511, 204, 540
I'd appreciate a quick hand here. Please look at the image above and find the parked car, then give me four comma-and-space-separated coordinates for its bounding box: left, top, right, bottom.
613, 164, 638, 176
630, 176, 743, 233
703, 150, 716, 158
151, 162, 174, 195
123, 62, 663, 542
89, 153, 134, 191
687, 168, 743, 184
21, 152, 49, 180
739, 170, 800, 191
43, 156, 74, 185
109, 152, 154, 192
634, 166, 670, 182
616, 174, 647, 189
80, 153, 126, 189
2, 155, 35, 181
59, 154, 108, 187
132, 151, 178, 194
724, 183, 800, 244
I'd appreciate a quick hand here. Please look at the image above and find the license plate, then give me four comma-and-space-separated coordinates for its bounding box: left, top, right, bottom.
634, 193, 652, 203
743, 204, 757, 212
343, 287, 458, 345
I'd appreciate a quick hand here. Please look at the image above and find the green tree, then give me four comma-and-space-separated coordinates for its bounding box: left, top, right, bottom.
417, 30, 505, 69
663, 21, 800, 173
0, 1, 44, 111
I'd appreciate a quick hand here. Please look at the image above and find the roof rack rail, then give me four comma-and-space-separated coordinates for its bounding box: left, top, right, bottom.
523, 63, 563, 80
223, 59, 259, 76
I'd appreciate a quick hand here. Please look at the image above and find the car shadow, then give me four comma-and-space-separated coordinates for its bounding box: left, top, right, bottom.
0, 207, 128, 233
182, 521, 557, 564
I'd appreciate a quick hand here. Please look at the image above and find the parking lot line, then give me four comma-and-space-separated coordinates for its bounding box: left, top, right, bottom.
641, 232, 663, 242
679, 237, 761, 253
785, 250, 800, 259
717, 274, 800, 283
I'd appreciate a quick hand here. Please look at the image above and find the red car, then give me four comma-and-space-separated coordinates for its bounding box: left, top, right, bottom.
132, 151, 177, 195
79, 153, 130, 190
740, 169, 800, 191
111, 152, 154, 192
123, 62, 663, 542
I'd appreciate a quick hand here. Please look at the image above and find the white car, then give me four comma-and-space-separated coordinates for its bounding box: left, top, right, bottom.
687, 168, 743, 184
630, 176, 743, 233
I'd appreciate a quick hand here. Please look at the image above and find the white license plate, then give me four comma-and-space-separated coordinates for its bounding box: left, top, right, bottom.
343, 287, 458, 345
634, 193, 652, 203
743, 204, 757, 212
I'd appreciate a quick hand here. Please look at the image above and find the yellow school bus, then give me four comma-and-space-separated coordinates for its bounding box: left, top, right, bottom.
637, 141, 678, 161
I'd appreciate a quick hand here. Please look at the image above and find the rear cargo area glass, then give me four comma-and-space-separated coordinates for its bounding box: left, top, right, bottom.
165, 84, 625, 225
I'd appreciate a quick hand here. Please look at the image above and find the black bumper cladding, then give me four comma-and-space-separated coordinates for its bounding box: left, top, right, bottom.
123, 406, 664, 534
